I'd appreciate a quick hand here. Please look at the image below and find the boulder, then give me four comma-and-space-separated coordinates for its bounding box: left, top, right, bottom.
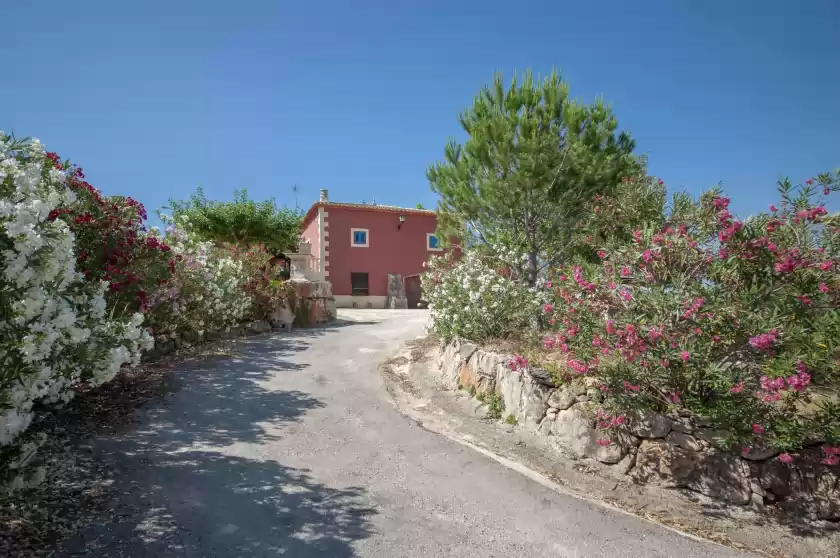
546, 381, 587, 411
631, 439, 751, 504
665, 431, 704, 452
628, 409, 672, 438
550, 406, 598, 458
758, 457, 840, 520
496, 366, 550, 430
459, 350, 500, 394
527, 367, 557, 388
438, 340, 465, 389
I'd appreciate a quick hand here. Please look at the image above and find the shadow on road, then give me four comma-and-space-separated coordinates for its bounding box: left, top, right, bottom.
50, 326, 379, 557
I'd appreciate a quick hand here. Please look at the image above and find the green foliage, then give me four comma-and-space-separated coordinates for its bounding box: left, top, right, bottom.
422, 249, 548, 341
483, 392, 505, 420
416, 203, 425, 209
428, 69, 639, 284
505, 414, 518, 425
467, 385, 477, 397
542, 171, 840, 454
168, 187, 302, 252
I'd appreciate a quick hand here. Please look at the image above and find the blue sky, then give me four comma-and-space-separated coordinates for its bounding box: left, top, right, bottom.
4, 1, 839, 224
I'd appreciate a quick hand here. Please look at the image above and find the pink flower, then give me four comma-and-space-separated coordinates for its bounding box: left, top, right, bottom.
543, 303, 553, 313
680, 351, 691, 363
623, 380, 640, 393
660, 359, 670, 368
712, 196, 730, 210
620, 289, 632, 302
612, 415, 626, 426
796, 294, 813, 305
545, 281, 552, 288
824, 187, 831, 196
823, 454, 840, 466
819, 282, 830, 293
620, 266, 631, 277
596, 439, 612, 447
597, 250, 607, 259
806, 178, 813, 185
718, 247, 729, 259
769, 204, 778, 212
606, 320, 616, 334
820, 261, 833, 271
712, 335, 721, 343
749, 329, 778, 352
729, 382, 744, 394
642, 249, 654, 263
508, 355, 528, 372
647, 327, 662, 343
752, 424, 765, 434
778, 453, 793, 464
669, 391, 681, 404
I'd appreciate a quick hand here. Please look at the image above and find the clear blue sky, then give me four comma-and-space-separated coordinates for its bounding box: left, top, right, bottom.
4, 1, 839, 224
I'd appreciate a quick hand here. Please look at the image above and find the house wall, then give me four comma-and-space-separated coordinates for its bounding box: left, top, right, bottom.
326, 207, 441, 300
300, 211, 321, 263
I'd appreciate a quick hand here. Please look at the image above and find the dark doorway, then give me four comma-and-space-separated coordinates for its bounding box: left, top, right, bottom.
351, 272, 369, 296
405, 275, 423, 308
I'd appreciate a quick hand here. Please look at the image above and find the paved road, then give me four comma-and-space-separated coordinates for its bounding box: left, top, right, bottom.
68, 310, 743, 557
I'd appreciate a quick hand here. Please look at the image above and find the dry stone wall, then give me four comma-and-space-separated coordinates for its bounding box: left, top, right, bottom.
434, 338, 840, 520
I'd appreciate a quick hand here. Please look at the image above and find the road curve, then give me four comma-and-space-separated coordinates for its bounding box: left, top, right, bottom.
67, 309, 744, 557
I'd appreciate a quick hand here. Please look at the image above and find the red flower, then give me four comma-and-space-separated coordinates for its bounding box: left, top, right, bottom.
752, 424, 765, 434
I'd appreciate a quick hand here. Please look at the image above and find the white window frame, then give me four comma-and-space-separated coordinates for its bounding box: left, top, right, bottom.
426, 233, 443, 252
351, 228, 369, 247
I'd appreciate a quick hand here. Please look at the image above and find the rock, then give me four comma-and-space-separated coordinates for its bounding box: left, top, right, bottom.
173, 335, 183, 349
537, 415, 554, 436
547, 381, 586, 410
596, 440, 625, 464
438, 341, 465, 389
750, 493, 765, 512
585, 388, 603, 403
750, 481, 764, 496
671, 419, 694, 434
628, 409, 672, 438
501, 423, 515, 433
458, 341, 478, 361
459, 350, 501, 395
618, 452, 637, 475
758, 457, 840, 520
694, 428, 736, 451
516, 371, 551, 430
665, 431, 704, 452
740, 445, 778, 461
527, 367, 557, 388
269, 302, 295, 328
551, 406, 598, 458
575, 394, 590, 403
205, 330, 222, 342
631, 440, 751, 504
547, 386, 577, 410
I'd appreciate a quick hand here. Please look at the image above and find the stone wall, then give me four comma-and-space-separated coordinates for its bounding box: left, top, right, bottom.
435, 338, 839, 520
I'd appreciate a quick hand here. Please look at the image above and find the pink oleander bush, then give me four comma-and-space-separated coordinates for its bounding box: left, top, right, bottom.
536, 171, 840, 460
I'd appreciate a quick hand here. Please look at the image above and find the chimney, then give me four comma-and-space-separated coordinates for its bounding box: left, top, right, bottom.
319, 189, 329, 202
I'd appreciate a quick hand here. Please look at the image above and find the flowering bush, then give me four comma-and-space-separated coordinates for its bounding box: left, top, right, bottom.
143, 216, 251, 338
422, 247, 548, 341
539, 172, 840, 459
0, 133, 152, 485
44, 154, 172, 318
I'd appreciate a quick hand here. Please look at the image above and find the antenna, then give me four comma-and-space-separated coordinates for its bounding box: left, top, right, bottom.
292, 184, 299, 210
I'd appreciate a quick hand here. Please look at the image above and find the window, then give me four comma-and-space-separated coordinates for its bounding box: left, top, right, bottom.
426, 233, 442, 251
351, 228, 369, 247
351, 272, 369, 296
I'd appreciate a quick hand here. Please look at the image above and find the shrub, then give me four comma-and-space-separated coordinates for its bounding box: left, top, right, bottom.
1, 133, 152, 484
144, 216, 251, 337
421, 248, 548, 341
540, 172, 840, 458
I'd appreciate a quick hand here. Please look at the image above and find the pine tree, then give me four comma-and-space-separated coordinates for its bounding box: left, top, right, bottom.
427, 70, 639, 285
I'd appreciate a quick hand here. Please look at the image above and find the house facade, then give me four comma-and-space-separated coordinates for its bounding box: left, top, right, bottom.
299, 190, 444, 308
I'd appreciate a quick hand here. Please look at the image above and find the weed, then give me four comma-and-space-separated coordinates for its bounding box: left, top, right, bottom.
485, 393, 505, 420
505, 414, 518, 425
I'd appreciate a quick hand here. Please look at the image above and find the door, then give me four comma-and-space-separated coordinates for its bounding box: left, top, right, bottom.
405, 275, 423, 309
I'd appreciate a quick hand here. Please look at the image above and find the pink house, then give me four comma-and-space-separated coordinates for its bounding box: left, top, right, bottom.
299, 190, 444, 308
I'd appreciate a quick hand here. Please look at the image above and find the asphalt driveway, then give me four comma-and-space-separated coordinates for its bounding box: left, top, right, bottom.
65, 309, 744, 557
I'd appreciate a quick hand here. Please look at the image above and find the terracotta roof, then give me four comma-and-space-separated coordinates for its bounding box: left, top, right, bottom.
301, 201, 436, 228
